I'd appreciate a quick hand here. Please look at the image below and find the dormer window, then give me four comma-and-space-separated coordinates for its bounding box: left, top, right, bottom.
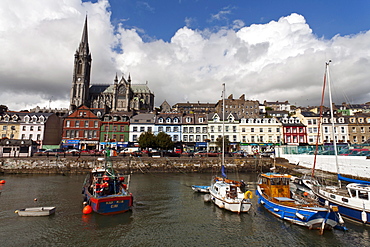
39, 116, 45, 123
158, 117, 164, 123
4, 116, 9, 122
32, 116, 37, 122
24, 116, 30, 123
173, 118, 179, 123
186, 117, 192, 123
166, 118, 171, 123
199, 118, 203, 123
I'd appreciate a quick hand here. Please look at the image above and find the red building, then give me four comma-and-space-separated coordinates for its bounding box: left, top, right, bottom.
62, 105, 102, 150
280, 117, 307, 145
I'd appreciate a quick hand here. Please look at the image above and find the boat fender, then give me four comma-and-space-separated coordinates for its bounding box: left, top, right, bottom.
83, 205, 93, 214
244, 191, 253, 199
362, 211, 367, 223
0, 180, 6, 184
295, 212, 306, 221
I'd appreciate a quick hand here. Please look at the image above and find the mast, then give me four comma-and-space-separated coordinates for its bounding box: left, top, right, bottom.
326, 61, 341, 188
222, 83, 225, 168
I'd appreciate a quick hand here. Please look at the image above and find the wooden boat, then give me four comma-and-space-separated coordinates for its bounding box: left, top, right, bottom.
256, 173, 346, 234
82, 150, 133, 215
191, 185, 210, 193
16, 207, 56, 216
209, 175, 252, 213
311, 62, 370, 224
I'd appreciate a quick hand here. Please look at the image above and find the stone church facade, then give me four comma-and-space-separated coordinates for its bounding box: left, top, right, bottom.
70, 17, 154, 113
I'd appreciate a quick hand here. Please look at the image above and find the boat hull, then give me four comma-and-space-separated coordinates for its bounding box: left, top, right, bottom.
315, 189, 370, 224
210, 193, 251, 213
84, 188, 133, 215
16, 207, 56, 216
191, 185, 210, 193
256, 186, 340, 230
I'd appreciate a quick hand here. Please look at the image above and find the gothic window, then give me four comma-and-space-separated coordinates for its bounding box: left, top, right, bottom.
77, 60, 83, 74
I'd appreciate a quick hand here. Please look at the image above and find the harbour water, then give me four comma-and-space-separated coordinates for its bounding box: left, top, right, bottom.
0, 172, 369, 246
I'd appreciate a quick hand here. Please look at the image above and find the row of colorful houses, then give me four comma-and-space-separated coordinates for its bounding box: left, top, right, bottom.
1, 104, 370, 155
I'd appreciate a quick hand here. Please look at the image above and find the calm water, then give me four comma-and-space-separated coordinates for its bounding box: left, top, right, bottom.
0, 172, 369, 247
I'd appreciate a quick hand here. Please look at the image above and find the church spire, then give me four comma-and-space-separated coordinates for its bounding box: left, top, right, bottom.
79, 15, 89, 55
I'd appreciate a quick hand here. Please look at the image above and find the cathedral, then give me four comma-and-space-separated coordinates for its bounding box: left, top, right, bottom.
69, 17, 154, 113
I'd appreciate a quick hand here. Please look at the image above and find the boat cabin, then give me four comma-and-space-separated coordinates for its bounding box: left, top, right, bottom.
259, 173, 292, 200
347, 183, 370, 200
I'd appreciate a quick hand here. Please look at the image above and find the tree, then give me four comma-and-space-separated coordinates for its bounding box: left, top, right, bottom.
216, 136, 230, 152
138, 132, 156, 150
156, 132, 174, 151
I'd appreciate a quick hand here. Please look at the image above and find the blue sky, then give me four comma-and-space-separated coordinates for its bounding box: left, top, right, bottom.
101, 0, 369, 41
1, 0, 370, 110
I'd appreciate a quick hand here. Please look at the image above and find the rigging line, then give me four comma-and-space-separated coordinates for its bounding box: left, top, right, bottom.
311, 62, 328, 178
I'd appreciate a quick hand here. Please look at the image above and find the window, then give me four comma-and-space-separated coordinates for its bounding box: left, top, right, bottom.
196, 127, 200, 133
94, 121, 98, 128
166, 118, 171, 123
189, 127, 194, 133
85, 121, 89, 128
259, 128, 263, 132
133, 135, 138, 142
22, 126, 26, 131
133, 127, 138, 132
148, 127, 152, 132
113, 126, 117, 131
76, 121, 80, 127
183, 135, 188, 142
38, 126, 41, 131
251, 128, 254, 133
37, 134, 40, 140
268, 128, 272, 133
199, 118, 203, 123
66, 120, 70, 127
174, 127, 179, 132
158, 127, 163, 132
202, 127, 207, 133
158, 118, 164, 123
183, 127, 188, 133
140, 127, 145, 132
166, 127, 171, 132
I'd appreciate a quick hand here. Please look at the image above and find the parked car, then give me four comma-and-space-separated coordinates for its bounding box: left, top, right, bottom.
43, 149, 65, 156
66, 149, 81, 155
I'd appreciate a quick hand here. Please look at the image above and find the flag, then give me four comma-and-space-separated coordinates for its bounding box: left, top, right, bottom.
221, 165, 227, 178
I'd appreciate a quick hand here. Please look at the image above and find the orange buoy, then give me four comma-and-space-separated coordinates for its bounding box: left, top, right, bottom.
0, 180, 5, 184
83, 205, 93, 214
303, 192, 309, 197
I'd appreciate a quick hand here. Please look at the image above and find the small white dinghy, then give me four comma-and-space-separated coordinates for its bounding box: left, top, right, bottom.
15, 207, 56, 216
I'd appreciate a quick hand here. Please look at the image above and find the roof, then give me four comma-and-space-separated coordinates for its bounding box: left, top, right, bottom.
131, 84, 152, 94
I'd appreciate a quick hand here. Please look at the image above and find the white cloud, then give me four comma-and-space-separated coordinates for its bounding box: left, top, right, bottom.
0, 1, 369, 112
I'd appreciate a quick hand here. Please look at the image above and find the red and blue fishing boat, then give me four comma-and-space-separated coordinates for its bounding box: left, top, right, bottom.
82, 150, 133, 215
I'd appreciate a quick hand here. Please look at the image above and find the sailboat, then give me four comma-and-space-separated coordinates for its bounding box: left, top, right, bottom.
313, 61, 370, 224
82, 148, 133, 215
208, 83, 252, 213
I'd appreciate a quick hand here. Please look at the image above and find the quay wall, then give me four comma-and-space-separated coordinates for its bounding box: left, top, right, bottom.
0, 156, 287, 175
281, 154, 370, 179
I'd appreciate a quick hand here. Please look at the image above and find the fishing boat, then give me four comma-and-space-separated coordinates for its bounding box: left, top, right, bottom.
208, 83, 252, 213
191, 185, 210, 193
15, 207, 56, 216
209, 173, 252, 213
312, 61, 370, 224
256, 173, 346, 234
82, 149, 133, 215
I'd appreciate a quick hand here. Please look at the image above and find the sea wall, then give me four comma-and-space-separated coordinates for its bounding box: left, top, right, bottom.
0, 156, 285, 175
281, 154, 370, 178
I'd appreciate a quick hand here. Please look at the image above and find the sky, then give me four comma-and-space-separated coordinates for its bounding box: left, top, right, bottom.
1, 0, 370, 111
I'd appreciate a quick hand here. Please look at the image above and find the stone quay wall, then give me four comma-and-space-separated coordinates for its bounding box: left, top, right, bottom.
0, 156, 291, 175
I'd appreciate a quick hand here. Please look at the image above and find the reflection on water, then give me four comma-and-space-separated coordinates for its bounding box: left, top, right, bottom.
0, 173, 369, 246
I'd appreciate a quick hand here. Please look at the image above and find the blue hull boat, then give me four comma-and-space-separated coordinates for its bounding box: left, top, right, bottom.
256, 173, 346, 234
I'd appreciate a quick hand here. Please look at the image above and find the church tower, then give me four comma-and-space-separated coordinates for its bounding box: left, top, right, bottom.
70, 16, 92, 111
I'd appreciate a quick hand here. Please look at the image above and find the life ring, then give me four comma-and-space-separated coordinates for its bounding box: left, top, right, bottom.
244, 191, 253, 199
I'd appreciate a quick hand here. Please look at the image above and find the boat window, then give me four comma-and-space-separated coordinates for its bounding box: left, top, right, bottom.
330, 194, 336, 199
359, 191, 369, 200
342, 198, 349, 203
349, 189, 357, 198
